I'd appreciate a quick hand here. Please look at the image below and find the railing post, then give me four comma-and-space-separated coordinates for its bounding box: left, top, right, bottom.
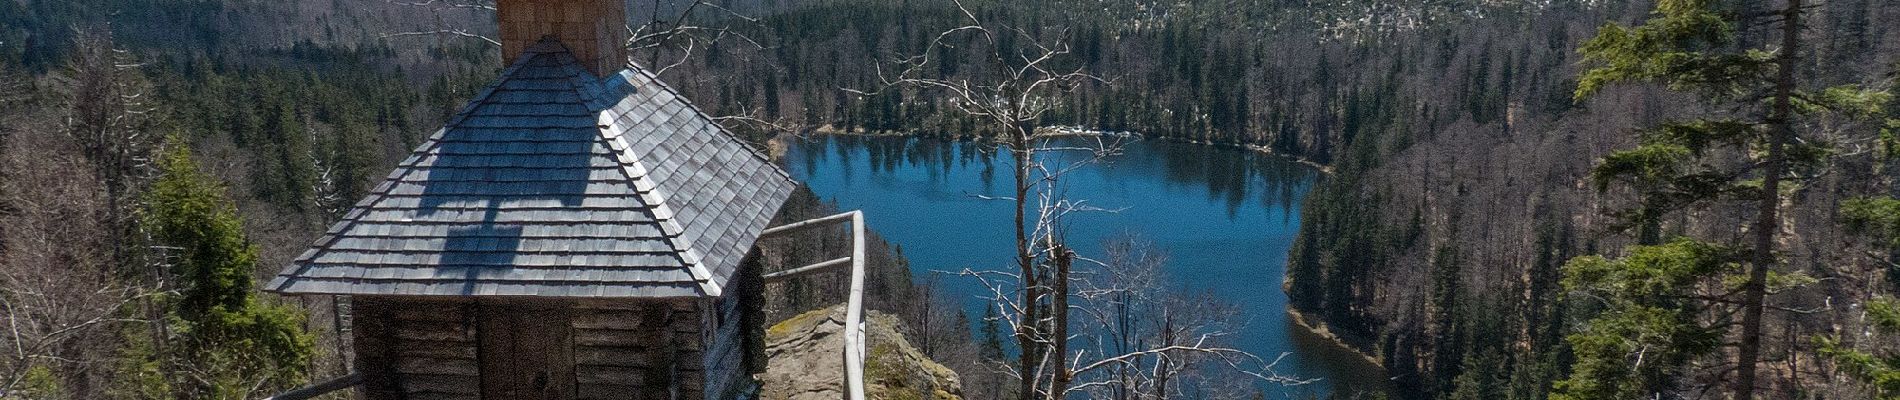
844, 210, 868, 400
759, 210, 868, 400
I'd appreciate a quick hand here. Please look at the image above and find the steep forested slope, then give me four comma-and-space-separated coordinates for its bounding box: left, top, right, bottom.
1282, 1, 1900, 398
5, 0, 1899, 398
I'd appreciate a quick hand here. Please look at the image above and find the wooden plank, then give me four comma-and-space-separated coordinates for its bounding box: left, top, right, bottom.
399, 374, 481, 395
571, 299, 643, 311
394, 321, 476, 342
403, 392, 480, 400
537, 306, 578, 400
575, 365, 648, 385
575, 384, 640, 400
352, 298, 401, 400
479, 303, 517, 400
479, 300, 577, 400
396, 357, 479, 376
574, 329, 650, 347
395, 342, 478, 359
391, 305, 470, 322
571, 312, 645, 330
575, 346, 651, 367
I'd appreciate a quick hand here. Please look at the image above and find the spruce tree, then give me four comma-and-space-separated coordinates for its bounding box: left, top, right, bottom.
1562, 0, 1891, 397
137, 137, 312, 399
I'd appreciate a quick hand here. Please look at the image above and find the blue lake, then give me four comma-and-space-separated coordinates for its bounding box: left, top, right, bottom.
783, 135, 1393, 399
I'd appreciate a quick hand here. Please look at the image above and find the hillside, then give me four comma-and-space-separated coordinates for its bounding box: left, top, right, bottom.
3, 0, 1899, 399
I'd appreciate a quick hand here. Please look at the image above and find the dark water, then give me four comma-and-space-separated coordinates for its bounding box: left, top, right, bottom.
783, 135, 1395, 399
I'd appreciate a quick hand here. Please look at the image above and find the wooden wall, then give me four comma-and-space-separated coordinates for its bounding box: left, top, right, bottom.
569, 298, 706, 400
355, 297, 483, 400
352, 296, 743, 400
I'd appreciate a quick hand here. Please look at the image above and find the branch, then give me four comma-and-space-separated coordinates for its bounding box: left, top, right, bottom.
380, 30, 501, 47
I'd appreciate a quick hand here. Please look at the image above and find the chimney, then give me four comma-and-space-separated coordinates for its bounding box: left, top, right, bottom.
498, 0, 629, 76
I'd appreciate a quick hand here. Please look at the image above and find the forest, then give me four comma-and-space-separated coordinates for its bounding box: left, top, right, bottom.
0, 0, 1898, 399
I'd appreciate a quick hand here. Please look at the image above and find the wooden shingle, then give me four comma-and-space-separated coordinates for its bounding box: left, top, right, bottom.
266, 39, 795, 298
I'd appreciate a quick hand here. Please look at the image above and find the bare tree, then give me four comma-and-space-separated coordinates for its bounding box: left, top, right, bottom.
60, 28, 159, 276
1070, 235, 1291, 399
0, 84, 152, 399
850, 2, 1297, 398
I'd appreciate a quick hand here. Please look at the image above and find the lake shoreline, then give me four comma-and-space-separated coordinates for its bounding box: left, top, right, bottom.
1285, 306, 1387, 370
785, 134, 1365, 397
777, 127, 1336, 175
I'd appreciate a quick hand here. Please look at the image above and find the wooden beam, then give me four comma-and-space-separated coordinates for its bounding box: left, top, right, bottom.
845, 210, 868, 400
758, 210, 869, 400
761, 257, 853, 282
265, 372, 365, 400
759, 211, 858, 238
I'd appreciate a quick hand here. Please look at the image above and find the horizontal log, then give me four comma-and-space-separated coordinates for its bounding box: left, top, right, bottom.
396, 358, 479, 377
575, 329, 652, 347
763, 257, 853, 282
396, 343, 477, 360
403, 392, 479, 400
576, 365, 649, 385
579, 384, 664, 400
759, 212, 857, 238
400, 374, 480, 395
393, 322, 475, 342
576, 347, 653, 367
572, 312, 646, 330
391, 305, 468, 322
572, 299, 654, 311
677, 372, 705, 387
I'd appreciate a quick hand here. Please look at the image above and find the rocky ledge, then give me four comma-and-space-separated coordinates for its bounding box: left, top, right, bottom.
757, 306, 963, 400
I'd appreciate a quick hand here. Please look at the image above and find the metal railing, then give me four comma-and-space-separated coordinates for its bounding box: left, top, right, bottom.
758, 210, 868, 400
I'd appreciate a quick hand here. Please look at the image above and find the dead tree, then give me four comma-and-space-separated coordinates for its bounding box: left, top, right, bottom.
62, 28, 158, 277
851, 2, 1297, 398
0, 68, 152, 397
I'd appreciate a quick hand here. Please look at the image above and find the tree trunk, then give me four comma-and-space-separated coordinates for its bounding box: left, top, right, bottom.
1012, 122, 1040, 400
1049, 247, 1073, 399
1736, 0, 1801, 397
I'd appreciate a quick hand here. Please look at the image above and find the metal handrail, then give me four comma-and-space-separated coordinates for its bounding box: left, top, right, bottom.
759, 210, 868, 400
264, 371, 363, 400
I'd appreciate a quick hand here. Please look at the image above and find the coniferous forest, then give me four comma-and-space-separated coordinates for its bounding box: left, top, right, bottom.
1, 0, 1899, 399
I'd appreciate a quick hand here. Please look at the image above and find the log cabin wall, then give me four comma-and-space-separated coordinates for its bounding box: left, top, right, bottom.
354, 297, 483, 400
353, 296, 725, 400
570, 298, 707, 400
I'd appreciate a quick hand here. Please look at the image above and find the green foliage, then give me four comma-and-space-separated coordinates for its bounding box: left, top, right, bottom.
1562, 238, 1746, 300
1588, 142, 1693, 191
1804, 85, 1895, 119
1552, 305, 1718, 399
10, 364, 65, 399
133, 137, 314, 399
1816, 297, 1900, 399
979, 305, 1005, 363
1844, 197, 1900, 248
1552, 238, 1748, 399
1448, 348, 1507, 400
1573, 0, 1766, 102
1882, 119, 1900, 161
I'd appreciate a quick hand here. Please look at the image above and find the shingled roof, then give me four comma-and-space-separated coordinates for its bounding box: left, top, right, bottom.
265, 40, 796, 298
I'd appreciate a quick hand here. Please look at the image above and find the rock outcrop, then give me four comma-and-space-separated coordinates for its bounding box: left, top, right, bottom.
758, 306, 963, 400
